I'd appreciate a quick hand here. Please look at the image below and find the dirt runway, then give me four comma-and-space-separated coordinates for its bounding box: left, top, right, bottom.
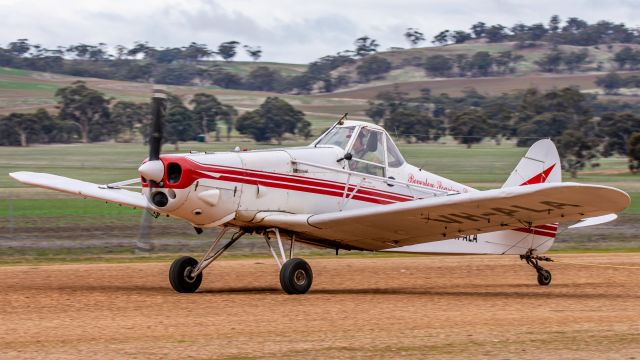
1, 254, 639, 359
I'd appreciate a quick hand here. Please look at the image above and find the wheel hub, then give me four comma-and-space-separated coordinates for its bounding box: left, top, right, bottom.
293, 269, 307, 285
183, 266, 197, 283
540, 271, 550, 281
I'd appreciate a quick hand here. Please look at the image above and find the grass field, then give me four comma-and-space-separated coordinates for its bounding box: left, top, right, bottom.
0, 79, 61, 91
2, 139, 637, 189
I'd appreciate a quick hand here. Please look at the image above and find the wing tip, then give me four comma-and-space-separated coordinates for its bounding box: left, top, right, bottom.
9, 171, 31, 182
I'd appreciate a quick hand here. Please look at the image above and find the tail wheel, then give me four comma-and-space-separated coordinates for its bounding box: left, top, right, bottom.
279, 258, 313, 295
537, 269, 552, 286
169, 256, 202, 293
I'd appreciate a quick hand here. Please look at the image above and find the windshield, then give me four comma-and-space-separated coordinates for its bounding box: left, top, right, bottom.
385, 133, 405, 168
315, 126, 356, 150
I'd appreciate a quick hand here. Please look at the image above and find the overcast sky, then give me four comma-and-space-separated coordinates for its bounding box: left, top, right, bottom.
2, 0, 640, 63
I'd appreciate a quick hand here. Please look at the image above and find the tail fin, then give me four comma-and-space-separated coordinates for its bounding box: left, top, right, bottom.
503, 139, 561, 188
503, 138, 561, 243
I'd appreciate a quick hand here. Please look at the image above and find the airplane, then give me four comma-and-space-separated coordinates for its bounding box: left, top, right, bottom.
9, 89, 631, 294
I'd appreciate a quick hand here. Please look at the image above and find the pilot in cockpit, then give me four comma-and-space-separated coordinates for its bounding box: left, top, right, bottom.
349, 128, 385, 176
351, 130, 366, 158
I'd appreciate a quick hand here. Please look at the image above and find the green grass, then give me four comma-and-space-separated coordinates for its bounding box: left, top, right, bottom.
0, 67, 30, 76
2, 140, 637, 208
2, 140, 637, 189
0, 79, 60, 92
398, 141, 525, 184
625, 193, 640, 214
0, 198, 140, 217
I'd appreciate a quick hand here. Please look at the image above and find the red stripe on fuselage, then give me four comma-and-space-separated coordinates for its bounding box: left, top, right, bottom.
193, 162, 413, 203
201, 170, 395, 205
512, 227, 557, 238
150, 156, 415, 205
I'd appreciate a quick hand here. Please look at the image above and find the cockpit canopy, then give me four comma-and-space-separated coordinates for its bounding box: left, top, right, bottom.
312, 121, 405, 176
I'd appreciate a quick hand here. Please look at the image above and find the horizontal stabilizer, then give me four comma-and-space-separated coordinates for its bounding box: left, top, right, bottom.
568, 213, 618, 229
9, 171, 148, 209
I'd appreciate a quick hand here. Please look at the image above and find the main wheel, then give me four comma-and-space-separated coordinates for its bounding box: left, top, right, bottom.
169, 256, 202, 293
279, 258, 313, 294
537, 269, 552, 286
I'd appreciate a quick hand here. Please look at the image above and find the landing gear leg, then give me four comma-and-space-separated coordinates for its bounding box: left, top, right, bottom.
169, 228, 245, 293
264, 229, 313, 294
520, 250, 553, 286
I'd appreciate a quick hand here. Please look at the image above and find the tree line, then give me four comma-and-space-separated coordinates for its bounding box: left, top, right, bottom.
426, 16, 640, 47
366, 86, 640, 176
421, 46, 640, 78
0, 38, 383, 93
3, 39, 261, 63
0, 82, 311, 149
595, 71, 640, 94
423, 51, 524, 77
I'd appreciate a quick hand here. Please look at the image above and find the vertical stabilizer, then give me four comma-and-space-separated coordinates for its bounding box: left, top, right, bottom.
503, 139, 561, 188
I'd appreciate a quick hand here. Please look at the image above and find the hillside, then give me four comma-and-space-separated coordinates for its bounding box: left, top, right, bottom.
321, 71, 640, 98
354, 41, 636, 73
0, 66, 369, 136
3, 40, 640, 119
0, 39, 640, 104
327, 41, 640, 96
215, 61, 307, 77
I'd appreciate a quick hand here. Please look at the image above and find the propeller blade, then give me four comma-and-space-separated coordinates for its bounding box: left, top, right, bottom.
134, 210, 154, 254
149, 89, 167, 161
140, 89, 168, 184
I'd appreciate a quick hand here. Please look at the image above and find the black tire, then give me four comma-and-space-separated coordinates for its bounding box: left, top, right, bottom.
537, 269, 552, 286
279, 258, 313, 295
169, 256, 202, 293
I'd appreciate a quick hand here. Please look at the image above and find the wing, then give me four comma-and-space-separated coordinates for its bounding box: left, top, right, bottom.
10, 171, 148, 209
252, 182, 630, 251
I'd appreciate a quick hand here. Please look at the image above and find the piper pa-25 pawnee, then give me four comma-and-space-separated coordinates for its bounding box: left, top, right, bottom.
10, 90, 631, 294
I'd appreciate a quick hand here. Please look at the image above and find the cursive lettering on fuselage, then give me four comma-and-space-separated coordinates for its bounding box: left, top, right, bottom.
407, 174, 467, 193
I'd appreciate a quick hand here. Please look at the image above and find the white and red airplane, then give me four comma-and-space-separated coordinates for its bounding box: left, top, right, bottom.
10, 90, 630, 294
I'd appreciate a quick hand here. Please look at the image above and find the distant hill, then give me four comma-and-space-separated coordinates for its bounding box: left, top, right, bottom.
4, 40, 640, 118
0, 66, 371, 137
319, 72, 613, 99
215, 61, 307, 77
4, 38, 640, 97
326, 41, 640, 95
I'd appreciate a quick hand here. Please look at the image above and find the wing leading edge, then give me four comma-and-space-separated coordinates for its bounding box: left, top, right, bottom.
252, 182, 630, 251
9, 171, 148, 209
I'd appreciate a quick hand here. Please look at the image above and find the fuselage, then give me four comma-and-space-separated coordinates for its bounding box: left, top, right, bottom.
141, 121, 474, 231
